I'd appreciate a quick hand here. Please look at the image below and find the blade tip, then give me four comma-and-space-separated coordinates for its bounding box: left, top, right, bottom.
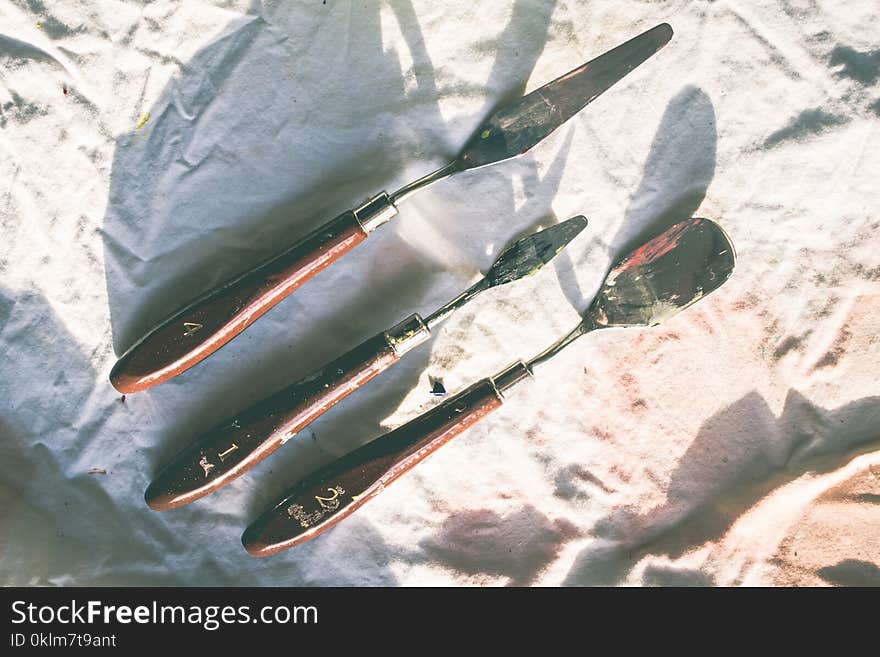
554, 215, 589, 244
656, 23, 674, 44
571, 214, 589, 229
564, 215, 589, 238
697, 216, 738, 264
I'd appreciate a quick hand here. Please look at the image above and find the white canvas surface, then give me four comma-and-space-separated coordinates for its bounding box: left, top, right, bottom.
1, 0, 877, 586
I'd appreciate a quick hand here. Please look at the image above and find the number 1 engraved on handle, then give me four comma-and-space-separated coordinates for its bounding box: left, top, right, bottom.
218, 443, 239, 462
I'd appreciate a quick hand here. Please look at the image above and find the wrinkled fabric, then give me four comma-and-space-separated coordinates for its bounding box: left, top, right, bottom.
0, 0, 877, 586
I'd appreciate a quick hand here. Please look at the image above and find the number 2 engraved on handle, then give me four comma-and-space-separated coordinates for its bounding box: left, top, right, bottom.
287, 485, 346, 528
315, 486, 344, 511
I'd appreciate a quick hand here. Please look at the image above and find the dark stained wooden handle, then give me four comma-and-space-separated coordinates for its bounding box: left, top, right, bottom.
241, 378, 503, 557
110, 210, 368, 394
145, 330, 402, 511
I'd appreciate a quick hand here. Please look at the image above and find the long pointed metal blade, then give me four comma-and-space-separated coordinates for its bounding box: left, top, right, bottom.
458, 23, 674, 170
486, 215, 588, 287
591, 218, 736, 328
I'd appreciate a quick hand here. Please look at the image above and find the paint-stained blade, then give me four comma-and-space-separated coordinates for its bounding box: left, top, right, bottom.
592, 218, 736, 328
486, 215, 588, 287
458, 23, 674, 170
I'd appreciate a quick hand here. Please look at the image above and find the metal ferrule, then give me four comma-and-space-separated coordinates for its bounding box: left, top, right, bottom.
491, 360, 533, 398
354, 192, 398, 234
383, 313, 431, 357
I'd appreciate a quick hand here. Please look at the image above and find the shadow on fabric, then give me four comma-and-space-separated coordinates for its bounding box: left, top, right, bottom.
562, 389, 880, 586
100, 0, 563, 567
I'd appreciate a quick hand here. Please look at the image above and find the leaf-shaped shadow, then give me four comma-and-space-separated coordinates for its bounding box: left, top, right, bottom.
556, 85, 717, 312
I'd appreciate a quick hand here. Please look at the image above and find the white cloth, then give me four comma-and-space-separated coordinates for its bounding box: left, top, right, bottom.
1, 0, 877, 586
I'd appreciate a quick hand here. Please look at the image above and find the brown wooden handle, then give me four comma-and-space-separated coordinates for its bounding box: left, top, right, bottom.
241, 377, 504, 557
144, 322, 422, 511
110, 206, 379, 394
